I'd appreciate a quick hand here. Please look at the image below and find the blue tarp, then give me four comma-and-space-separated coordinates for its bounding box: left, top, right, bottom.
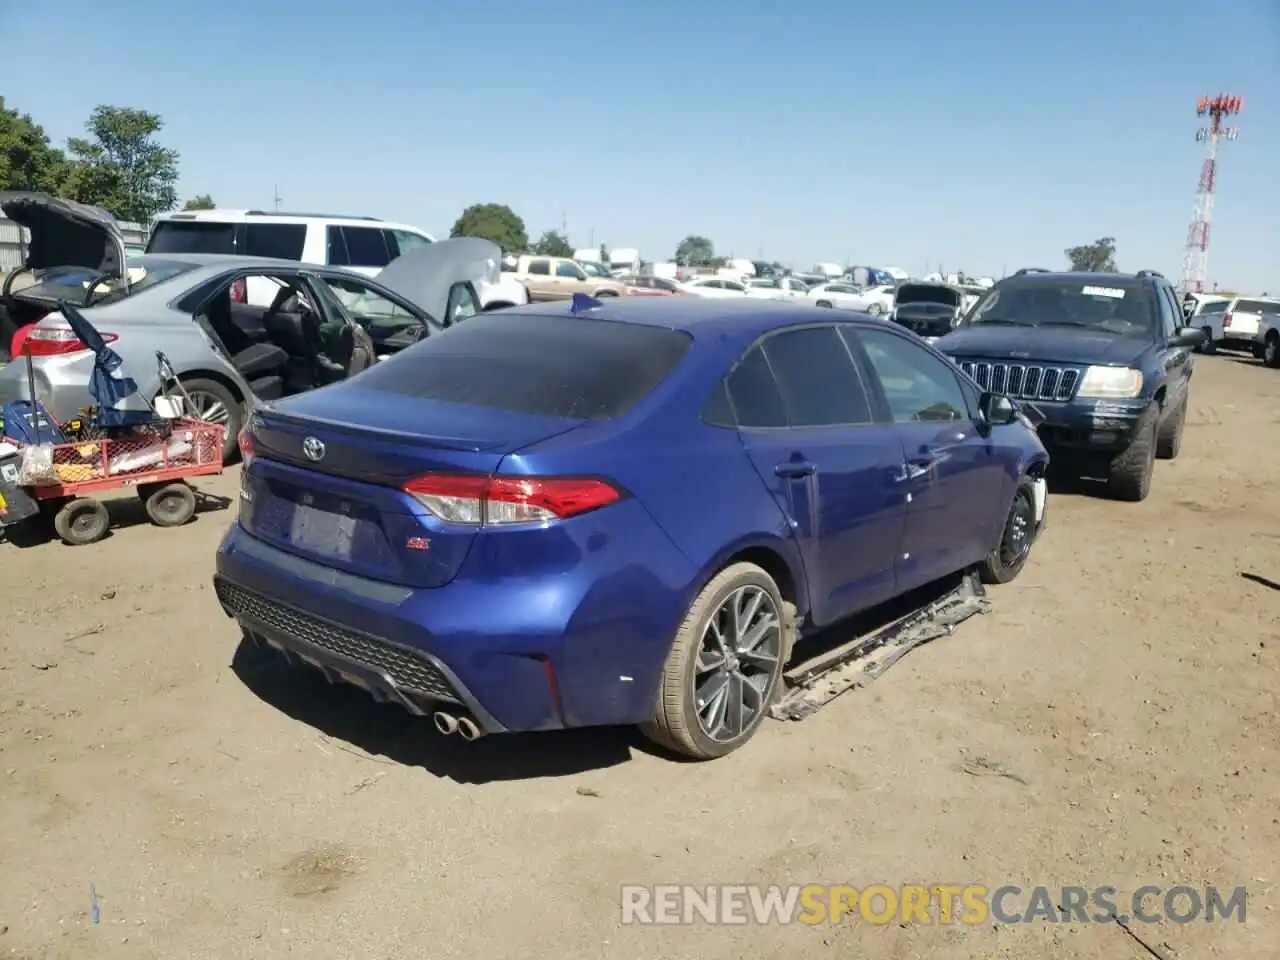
57, 301, 150, 427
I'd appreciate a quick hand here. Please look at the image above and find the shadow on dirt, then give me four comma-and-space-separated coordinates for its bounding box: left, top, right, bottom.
231, 638, 642, 783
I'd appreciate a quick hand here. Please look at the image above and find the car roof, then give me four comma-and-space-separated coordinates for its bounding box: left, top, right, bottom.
132, 252, 308, 270
498, 296, 882, 339
1003, 271, 1153, 286
151, 209, 430, 234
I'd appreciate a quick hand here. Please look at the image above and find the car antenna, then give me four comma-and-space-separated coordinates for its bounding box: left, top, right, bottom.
570, 293, 604, 314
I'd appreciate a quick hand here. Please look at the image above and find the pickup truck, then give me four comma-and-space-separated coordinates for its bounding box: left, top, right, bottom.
508, 255, 627, 302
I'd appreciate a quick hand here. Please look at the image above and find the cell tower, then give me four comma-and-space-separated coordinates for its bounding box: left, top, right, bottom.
1179, 93, 1243, 296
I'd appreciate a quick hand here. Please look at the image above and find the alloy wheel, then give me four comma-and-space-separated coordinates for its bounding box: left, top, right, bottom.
691, 586, 782, 742
187, 389, 230, 425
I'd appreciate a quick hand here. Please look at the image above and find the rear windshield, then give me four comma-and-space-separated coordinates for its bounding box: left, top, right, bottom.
1196, 300, 1228, 314
13, 258, 199, 305
148, 220, 235, 255
966, 278, 1155, 336
355, 313, 693, 419
1234, 299, 1279, 314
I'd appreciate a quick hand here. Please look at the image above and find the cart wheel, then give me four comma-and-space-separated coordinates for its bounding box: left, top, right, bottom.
53, 498, 110, 546
144, 482, 196, 527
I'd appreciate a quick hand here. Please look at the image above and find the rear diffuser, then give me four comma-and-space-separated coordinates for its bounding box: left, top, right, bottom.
769, 570, 990, 721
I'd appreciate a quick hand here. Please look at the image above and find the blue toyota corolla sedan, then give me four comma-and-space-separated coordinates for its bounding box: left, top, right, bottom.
215, 297, 1049, 759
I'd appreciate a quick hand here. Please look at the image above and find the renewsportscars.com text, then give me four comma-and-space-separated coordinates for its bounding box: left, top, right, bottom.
620, 884, 1247, 926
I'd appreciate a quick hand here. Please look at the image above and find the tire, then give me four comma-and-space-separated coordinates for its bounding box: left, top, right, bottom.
815, 300, 833, 309
594, 289, 619, 298
641, 562, 790, 760
178, 377, 242, 465
142, 481, 196, 527
1264, 333, 1280, 369
1156, 393, 1187, 460
1198, 327, 1216, 355
53, 497, 110, 546
1106, 406, 1158, 502
866, 303, 886, 317
980, 479, 1038, 584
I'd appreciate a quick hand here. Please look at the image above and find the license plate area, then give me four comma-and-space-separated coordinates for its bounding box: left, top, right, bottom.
289, 498, 358, 559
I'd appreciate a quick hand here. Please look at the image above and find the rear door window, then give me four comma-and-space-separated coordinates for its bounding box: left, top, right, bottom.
244, 223, 306, 260
146, 220, 236, 254
761, 326, 872, 426
725, 345, 787, 427
340, 226, 392, 268
355, 314, 692, 419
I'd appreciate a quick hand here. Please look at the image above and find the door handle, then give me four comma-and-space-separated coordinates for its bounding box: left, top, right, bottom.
775, 461, 817, 478
896, 453, 938, 482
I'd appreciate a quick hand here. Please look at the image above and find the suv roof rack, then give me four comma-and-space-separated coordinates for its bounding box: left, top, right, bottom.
1013, 267, 1051, 275
244, 210, 382, 221
1135, 269, 1164, 279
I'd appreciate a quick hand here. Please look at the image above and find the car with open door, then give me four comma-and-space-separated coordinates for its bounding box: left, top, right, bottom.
0, 192, 496, 464
215, 297, 1049, 762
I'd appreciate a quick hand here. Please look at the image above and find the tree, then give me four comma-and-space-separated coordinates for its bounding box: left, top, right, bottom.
449, 203, 528, 254
183, 194, 215, 211
1065, 237, 1117, 273
674, 235, 715, 267
532, 229, 573, 257
0, 97, 69, 193
63, 106, 179, 223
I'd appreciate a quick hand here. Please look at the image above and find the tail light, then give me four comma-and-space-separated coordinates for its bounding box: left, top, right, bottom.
403, 473, 622, 526
230, 278, 247, 303
1223, 313, 1233, 328
23, 327, 118, 357
237, 426, 255, 465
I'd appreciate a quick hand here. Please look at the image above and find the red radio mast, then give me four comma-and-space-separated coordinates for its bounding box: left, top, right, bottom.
1179, 93, 1243, 296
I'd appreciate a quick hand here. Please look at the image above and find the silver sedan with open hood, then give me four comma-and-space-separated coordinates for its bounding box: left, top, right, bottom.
0, 192, 498, 462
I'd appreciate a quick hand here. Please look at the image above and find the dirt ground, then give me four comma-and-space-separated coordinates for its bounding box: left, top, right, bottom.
1, 353, 1278, 960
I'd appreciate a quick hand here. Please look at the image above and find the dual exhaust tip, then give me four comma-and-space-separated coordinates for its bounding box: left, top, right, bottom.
433, 710, 484, 741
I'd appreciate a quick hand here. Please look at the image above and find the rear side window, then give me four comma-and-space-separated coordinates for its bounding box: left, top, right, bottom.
725, 345, 787, 427
340, 226, 392, 268
244, 223, 306, 260
762, 326, 872, 426
356, 314, 692, 420
527, 260, 550, 276
1235, 300, 1277, 314
147, 220, 235, 254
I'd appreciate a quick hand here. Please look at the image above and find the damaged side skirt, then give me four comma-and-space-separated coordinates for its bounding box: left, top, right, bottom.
769, 570, 991, 721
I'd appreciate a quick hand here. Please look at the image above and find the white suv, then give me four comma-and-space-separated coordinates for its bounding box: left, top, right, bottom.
146, 210, 527, 311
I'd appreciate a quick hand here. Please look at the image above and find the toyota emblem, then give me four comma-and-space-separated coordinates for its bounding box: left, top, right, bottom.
302, 436, 326, 462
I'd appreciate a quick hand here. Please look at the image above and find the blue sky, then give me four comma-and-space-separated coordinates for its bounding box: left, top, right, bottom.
5, 0, 1277, 290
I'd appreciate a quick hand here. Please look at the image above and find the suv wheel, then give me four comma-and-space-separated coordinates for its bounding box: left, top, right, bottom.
1107, 407, 1157, 502
1198, 327, 1216, 355
1265, 333, 1280, 369
1156, 394, 1187, 460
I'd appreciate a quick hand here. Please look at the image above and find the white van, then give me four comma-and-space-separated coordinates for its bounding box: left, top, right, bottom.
147, 210, 527, 311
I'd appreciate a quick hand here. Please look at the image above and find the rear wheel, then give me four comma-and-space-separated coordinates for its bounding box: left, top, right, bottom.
1198, 327, 1216, 355
641, 563, 788, 760
1156, 394, 1187, 460
594, 289, 619, 298
141, 481, 196, 527
1264, 333, 1280, 369
866, 303, 886, 317
980, 480, 1037, 584
815, 300, 833, 308
178, 377, 242, 465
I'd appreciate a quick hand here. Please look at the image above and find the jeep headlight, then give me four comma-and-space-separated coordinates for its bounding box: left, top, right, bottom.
1076, 365, 1143, 399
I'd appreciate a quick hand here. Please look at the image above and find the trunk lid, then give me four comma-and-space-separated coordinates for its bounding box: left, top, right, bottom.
239, 384, 584, 588
0, 191, 128, 279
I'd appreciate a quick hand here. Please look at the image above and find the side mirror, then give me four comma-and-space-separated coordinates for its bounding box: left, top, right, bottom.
978, 391, 1018, 426
1170, 326, 1206, 349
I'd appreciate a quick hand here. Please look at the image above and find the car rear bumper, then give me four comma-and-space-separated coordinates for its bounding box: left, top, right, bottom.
214, 521, 691, 733
1034, 399, 1148, 454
